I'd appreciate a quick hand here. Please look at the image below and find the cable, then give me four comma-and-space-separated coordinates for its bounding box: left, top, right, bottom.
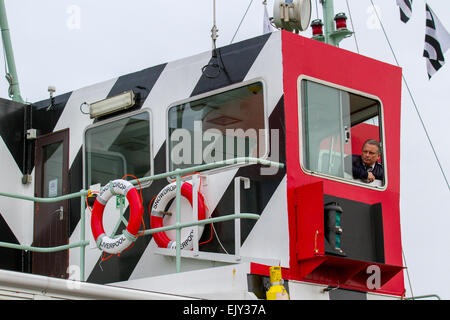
402, 248, 415, 299
230, 0, 255, 44
345, 0, 360, 54
80, 102, 89, 115
369, 0, 450, 191
212, 223, 229, 254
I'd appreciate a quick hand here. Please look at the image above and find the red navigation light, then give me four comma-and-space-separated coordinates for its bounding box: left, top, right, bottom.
334, 12, 348, 30
311, 19, 323, 37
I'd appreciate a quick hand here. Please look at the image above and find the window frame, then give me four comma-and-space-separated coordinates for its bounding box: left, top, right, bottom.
82, 108, 154, 189
165, 78, 270, 176
297, 75, 388, 191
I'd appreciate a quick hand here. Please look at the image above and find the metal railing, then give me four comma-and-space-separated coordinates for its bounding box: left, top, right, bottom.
0, 157, 284, 282
404, 294, 441, 300
0, 189, 90, 281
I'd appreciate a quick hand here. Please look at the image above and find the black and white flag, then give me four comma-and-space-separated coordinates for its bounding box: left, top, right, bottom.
396, 0, 413, 23
423, 4, 450, 79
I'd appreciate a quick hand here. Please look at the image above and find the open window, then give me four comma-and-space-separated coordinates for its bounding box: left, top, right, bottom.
299, 77, 385, 188
167, 81, 267, 172
84, 109, 152, 188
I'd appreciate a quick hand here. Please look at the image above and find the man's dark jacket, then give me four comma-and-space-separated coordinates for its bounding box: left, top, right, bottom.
351, 155, 384, 181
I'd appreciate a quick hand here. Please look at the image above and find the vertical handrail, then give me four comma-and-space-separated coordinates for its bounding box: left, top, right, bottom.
192, 173, 200, 255
79, 190, 86, 282
234, 177, 250, 259
175, 170, 182, 273
234, 178, 242, 258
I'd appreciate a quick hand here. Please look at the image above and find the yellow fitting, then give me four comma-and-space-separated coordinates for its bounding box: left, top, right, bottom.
269, 266, 282, 284
266, 266, 289, 300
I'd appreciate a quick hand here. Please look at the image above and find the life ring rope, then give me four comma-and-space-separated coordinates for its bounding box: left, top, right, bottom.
121, 174, 145, 239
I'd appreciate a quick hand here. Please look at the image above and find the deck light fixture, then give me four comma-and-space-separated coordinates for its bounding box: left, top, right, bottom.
89, 90, 135, 119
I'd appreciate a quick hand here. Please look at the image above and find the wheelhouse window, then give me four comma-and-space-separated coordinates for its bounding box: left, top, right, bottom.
167, 82, 267, 172
84, 110, 152, 188
300, 79, 385, 187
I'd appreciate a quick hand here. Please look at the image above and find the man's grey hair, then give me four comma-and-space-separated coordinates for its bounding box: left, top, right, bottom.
363, 139, 382, 154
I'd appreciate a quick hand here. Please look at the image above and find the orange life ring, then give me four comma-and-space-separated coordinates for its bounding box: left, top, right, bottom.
91, 179, 143, 254
150, 182, 206, 249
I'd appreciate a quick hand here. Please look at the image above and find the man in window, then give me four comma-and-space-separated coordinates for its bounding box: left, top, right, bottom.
352, 139, 384, 183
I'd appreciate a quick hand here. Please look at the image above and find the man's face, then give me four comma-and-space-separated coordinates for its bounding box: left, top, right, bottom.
361, 143, 379, 167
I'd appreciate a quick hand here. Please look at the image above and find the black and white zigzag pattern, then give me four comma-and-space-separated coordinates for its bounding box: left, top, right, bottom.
423, 4, 450, 79
396, 0, 413, 23
0, 31, 287, 283
85, 32, 287, 284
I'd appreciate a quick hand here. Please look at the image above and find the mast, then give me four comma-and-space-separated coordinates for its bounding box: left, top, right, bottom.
0, 0, 24, 103
316, 0, 353, 46
322, 0, 336, 45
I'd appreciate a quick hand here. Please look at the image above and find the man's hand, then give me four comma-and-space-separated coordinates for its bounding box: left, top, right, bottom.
367, 172, 375, 183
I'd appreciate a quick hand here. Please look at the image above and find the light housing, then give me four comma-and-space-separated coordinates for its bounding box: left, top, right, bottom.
273, 0, 312, 33
89, 90, 135, 119
334, 12, 348, 30
311, 19, 323, 36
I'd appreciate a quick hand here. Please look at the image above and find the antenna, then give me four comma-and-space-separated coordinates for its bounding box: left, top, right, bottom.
46, 85, 56, 111
202, 0, 221, 78
211, 0, 218, 49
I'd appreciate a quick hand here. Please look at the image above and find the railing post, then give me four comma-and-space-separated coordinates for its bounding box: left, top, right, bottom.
80, 190, 86, 282
234, 177, 250, 259
192, 173, 200, 256
175, 170, 182, 273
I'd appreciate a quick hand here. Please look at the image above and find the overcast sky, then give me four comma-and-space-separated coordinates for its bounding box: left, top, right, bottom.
0, 0, 449, 300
